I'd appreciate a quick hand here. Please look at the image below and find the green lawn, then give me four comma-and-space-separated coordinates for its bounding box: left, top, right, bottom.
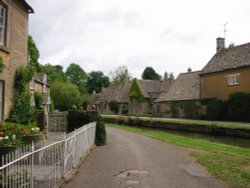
107, 124, 250, 188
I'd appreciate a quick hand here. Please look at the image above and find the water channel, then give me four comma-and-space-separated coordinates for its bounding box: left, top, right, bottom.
152, 128, 250, 148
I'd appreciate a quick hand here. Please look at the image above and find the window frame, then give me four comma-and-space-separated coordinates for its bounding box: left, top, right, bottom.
0, 2, 7, 47
227, 74, 240, 86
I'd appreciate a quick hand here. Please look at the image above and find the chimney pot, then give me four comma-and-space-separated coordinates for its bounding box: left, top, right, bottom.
216, 37, 225, 53
187, 68, 192, 72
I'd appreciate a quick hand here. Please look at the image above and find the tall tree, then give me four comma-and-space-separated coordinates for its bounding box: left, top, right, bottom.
40, 63, 68, 83
28, 35, 41, 71
141, 67, 161, 80
109, 66, 130, 85
51, 81, 83, 111
66, 63, 87, 86
87, 71, 110, 93
164, 72, 175, 83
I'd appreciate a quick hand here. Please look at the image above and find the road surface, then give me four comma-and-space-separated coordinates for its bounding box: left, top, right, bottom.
62, 127, 227, 188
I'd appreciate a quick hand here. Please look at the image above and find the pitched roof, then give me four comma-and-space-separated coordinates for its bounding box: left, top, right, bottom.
19, 0, 34, 13
201, 42, 250, 74
156, 71, 200, 102
34, 73, 49, 86
138, 80, 169, 98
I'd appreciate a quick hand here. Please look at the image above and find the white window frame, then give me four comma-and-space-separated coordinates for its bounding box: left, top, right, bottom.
0, 4, 6, 46
227, 74, 240, 86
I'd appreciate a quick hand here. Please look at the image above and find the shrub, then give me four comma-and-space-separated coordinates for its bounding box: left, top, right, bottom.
108, 100, 119, 114
206, 98, 225, 121
67, 110, 97, 132
15, 67, 34, 93
95, 117, 106, 146
226, 92, 250, 122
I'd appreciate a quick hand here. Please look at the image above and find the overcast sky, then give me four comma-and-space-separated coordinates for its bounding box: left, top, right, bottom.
27, 0, 250, 78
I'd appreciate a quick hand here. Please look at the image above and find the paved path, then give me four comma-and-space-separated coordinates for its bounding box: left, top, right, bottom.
62, 127, 227, 188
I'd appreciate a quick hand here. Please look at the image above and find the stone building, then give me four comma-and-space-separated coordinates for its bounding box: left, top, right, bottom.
29, 73, 51, 114
154, 70, 201, 118
200, 38, 250, 100
0, 0, 33, 120
129, 79, 170, 115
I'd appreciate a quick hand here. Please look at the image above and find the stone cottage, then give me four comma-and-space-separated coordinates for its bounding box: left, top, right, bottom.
129, 79, 170, 115
200, 38, 250, 100
0, 0, 33, 120
30, 73, 51, 114
89, 73, 131, 115
154, 70, 201, 118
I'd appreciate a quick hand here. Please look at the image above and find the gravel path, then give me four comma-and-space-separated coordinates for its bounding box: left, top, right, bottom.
62, 127, 228, 188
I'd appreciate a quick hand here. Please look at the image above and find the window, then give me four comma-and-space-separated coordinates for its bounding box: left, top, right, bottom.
0, 4, 6, 46
227, 74, 240, 86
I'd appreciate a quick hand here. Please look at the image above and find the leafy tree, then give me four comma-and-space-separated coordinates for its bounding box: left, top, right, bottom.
40, 63, 68, 83
28, 35, 41, 72
109, 66, 130, 85
142, 67, 161, 80
164, 72, 175, 83
66, 63, 87, 86
51, 81, 83, 111
87, 71, 110, 93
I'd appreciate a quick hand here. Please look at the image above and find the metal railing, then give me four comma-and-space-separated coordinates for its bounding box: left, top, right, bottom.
0, 122, 96, 188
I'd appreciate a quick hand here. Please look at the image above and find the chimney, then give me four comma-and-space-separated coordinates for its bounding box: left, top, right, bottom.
216, 37, 225, 53
160, 80, 164, 91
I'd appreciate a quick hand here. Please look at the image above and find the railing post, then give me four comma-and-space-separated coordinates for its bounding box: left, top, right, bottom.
31, 141, 35, 188
63, 139, 67, 177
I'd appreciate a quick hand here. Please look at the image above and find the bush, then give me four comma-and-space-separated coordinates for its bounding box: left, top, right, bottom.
108, 100, 119, 114
67, 110, 98, 132
226, 92, 250, 122
206, 98, 225, 121
95, 117, 106, 146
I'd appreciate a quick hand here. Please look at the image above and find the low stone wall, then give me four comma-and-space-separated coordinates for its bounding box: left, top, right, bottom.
103, 116, 250, 139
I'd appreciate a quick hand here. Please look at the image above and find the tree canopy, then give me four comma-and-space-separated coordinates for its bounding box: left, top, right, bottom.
66, 63, 87, 86
163, 72, 175, 83
87, 71, 110, 93
141, 67, 161, 80
109, 66, 130, 85
40, 63, 68, 83
28, 35, 41, 72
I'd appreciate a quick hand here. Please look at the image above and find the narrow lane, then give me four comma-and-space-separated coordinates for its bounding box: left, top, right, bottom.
63, 127, 227, 188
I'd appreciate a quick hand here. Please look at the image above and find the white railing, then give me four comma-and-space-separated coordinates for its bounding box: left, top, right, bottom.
0, 122, 96, 188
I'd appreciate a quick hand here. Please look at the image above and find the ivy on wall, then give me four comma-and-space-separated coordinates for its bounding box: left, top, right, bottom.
128, 79, 145, 102
14, 66, 34, 93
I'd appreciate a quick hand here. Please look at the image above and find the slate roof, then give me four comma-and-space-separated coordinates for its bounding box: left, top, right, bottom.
34, 73, 49, 86
138, 80, 170, 98
19, 0, 34, 13
155, 71, 201, 102
201, 42, 250, 74
94, 77, 131, 104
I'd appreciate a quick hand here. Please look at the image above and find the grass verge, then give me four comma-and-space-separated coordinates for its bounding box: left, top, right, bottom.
107, 123, 250, 188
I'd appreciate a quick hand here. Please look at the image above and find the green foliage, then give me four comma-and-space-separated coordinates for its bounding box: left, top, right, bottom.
87, 71, 110, 93
163, 72, 175, 83
182, 101, 201, 119
141, 67, 161, 80
34, 92, 43, 110
142, 110, 152, 117
200, 97, 216, 105
0, 57, 5, 73
95, 117, 106, 146
129, 79, 144, 102
226, 92, 250, 122
9, 92, 35, 124
65, 63, 87, 86
206, 98, 226, 121
51, 81, 83, 111
15, 66, 35, 93
170, 103, 179, 118
28, 35, 41, 71
109, 66, 130, 85
109, 100, 119, 114
40, 64, 68, 83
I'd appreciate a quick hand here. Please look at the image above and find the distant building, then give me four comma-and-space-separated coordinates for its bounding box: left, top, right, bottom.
155, 70, 201, 118
0, 0, 34, 120
129, 79, 170, 115
200, 38, 250, 100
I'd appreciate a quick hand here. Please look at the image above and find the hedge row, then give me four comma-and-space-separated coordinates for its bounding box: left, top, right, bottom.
103, 116, 250, 139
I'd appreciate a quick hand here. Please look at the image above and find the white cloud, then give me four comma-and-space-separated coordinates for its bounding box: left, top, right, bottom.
27, 0, 250, 78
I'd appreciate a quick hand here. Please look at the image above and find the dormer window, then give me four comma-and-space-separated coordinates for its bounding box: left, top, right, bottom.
0, 3, 6, 46
227, 74, 240, 86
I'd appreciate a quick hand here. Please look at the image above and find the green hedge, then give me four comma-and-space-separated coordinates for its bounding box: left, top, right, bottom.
68, 110, 106, 146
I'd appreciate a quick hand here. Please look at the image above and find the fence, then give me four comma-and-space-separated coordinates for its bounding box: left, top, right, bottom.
0, 122, 96, 188
48, 112, 68, 132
